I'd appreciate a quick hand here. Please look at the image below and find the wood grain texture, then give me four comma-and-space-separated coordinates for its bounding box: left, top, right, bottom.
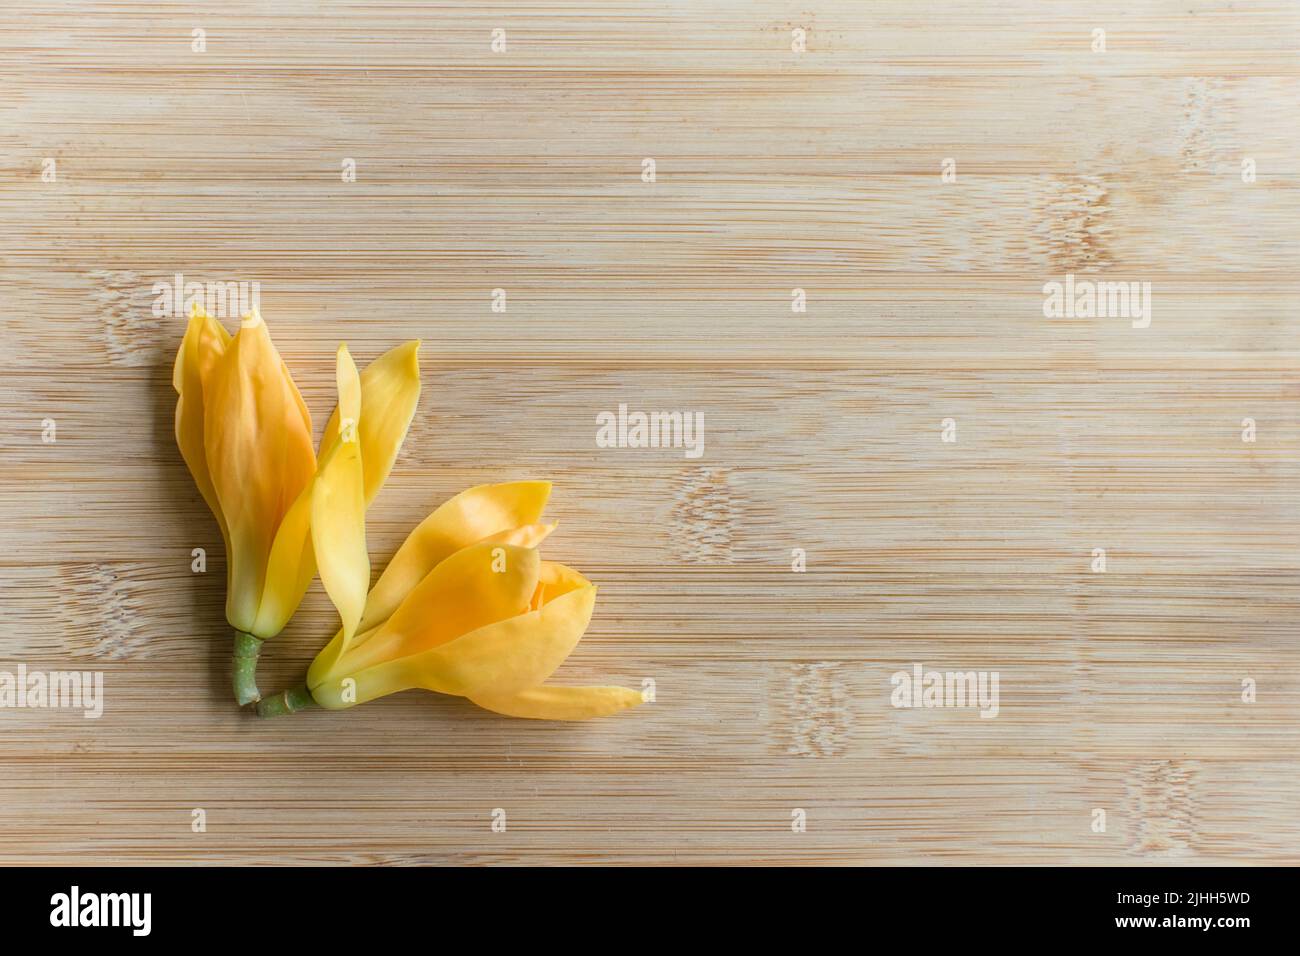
1, 0, 1298, 865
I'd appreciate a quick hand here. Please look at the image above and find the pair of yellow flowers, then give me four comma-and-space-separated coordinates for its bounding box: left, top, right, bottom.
173, 304, 643, 721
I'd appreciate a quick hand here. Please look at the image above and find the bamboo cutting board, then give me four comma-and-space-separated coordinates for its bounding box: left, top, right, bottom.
1, 0, 1298, 865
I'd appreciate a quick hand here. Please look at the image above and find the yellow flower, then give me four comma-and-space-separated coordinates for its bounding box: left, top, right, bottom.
294, 482, 642, 721
173, 305, 420, 703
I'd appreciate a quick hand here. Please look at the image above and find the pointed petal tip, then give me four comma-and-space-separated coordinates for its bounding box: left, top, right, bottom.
470, 684, 644, 720
371, 339, 421, 382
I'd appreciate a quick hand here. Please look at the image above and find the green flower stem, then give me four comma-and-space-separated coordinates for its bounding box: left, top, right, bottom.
232, 630, 264, 706
256, 683, 317, 718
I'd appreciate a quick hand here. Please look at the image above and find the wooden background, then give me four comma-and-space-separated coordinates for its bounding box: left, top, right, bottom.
2, 0, 1298, 865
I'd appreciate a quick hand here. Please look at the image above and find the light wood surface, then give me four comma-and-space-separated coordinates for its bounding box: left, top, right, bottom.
2, 0, 1298, 865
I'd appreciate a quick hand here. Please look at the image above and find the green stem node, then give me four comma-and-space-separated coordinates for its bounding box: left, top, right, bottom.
256, 683, 317, 718
232, 630, 264, 706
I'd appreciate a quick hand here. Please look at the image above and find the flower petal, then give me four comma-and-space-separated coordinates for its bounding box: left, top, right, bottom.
476, 522, 557, 550
309, 541, 539, 692
311, 345, 369, 646
173, 304, 231, 542
204, 310, 316, 632
320, 340, 420, 506
396, 580, 595, 699
306, 522, 553, 688
528, 560, 590, 611
357, 481, 551, 635
469, 685, 643, 720
250, 476, 315, 638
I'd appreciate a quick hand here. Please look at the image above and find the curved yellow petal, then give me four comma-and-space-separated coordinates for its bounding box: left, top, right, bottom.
469, 685, 643, 720
204, 310, 316, 633
529, 560, 590, 611
310, 662, 408, 710
309, 541, 539, 691
306, 522, 554, 688
311, 345, 369, 646
476, 522, 557, 551
357, 481, 551, 635
320, 340, 421, 506
397, 582, 595, 700
286, 359, 313, 439
306, 620, 376, 692
250, 476, 316, 638
173, 304, 231, 543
